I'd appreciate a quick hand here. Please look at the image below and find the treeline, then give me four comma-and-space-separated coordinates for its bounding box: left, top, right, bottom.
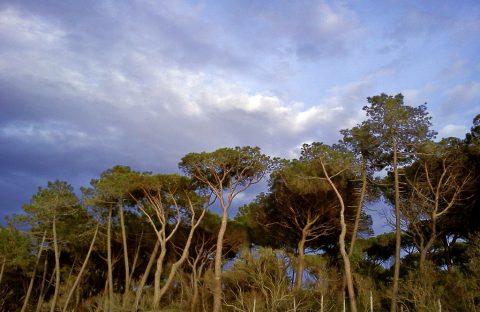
0, 94, 479, 311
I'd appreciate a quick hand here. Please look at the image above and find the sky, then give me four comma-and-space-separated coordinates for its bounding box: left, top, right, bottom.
1, 0, 479, 231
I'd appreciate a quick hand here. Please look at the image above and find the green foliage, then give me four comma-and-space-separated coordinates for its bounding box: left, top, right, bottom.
0, 226, 33, 271
179, 146, 271, 193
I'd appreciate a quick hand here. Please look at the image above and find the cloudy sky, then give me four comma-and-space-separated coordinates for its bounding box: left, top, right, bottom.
1, 0, 479, 226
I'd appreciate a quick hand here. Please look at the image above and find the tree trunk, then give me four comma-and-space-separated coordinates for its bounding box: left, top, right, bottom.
321, 161, 357, 312
107, 206, 114, 312
118, 202, 130, 299
156, 210, 206, 305
294, 233, 307, 291
0, 257, 5, 288
134, 239, 160, 311
213, 207, 229, 312
349, 164, 367, 256
21, 231, 47, 312
35, 257, 49, 312
63, 225, 99, 312
153, 241, 167, 308
391, 142, 401, 312
419, 248, 428, 272
50, 216, 61, 312
441, 235, 454, 272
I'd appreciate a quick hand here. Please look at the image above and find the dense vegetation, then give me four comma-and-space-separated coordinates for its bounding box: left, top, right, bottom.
1, 94, 479, 311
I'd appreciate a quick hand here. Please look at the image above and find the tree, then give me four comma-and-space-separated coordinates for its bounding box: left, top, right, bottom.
361, 93, 436, 311
128, 173, 206, 309
340, 123, 380, 255
402, 140, 474, 271
300, 142, 359, 312
22, 180, 85, 312
180, 146, 271, 312
239, 160, 339, 291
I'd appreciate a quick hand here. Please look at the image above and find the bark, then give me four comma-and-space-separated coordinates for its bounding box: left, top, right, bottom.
391, 142, 401, 312
118, 202, 130, 298
20, 231, 47, 312
128, 231, 143, 286
107, 206, 114, 312
349, 164, 367, 256
321, 160, 357, 312
0, 257, 5, 288
153, 241, 167, 308
294, 232, 307, 291
35, 257, 49, 312
63, 225, 99, 312
156, 209, 206, 304
213, 206, 229, 312
134, 239, 160, 311
50, 216, 61, 312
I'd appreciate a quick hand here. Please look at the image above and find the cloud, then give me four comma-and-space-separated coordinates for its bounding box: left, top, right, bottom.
0, 4, 367, 216
438, 124, 468, 139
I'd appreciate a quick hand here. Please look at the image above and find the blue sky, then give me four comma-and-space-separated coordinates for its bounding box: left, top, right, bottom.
0, 0, 479, 231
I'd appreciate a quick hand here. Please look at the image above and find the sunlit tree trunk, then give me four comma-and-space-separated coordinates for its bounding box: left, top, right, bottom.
321, 160, 357, 312
134, 239, 160, 311
118, 201, 130, 300
294, 231, 307, 291
349, 164, 367, 256
213, 203, 228, 312
0, 256, 5, 288
21, 231, 47, 312
63, 225, 99, 312
35, 257, 49, 312
107, 206, 114, 312
50, 216, 61, 312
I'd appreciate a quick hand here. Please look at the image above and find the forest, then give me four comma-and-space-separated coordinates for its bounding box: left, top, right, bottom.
1, 93, 479, 312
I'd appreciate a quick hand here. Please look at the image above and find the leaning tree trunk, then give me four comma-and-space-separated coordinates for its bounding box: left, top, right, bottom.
50, 216, 61, 312
213, 204, 229, 312
349, 164, 367, 256
107, 206, 114, 312
63, 225, 99, 312
21, 231, 47, 312
294, 232, 307, 291
35, 257, 49, 312
321, 160, 357, 312
134, 239, 160, 311
118, 201, 130, 303
0, 256, 5, 288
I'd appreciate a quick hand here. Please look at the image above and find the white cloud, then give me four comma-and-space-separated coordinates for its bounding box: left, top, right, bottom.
438, 124, 468, 139
0, 121, 90, 148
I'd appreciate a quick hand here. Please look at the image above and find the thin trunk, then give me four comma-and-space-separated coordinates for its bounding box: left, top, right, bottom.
0, 257, 5, 287
321, 160, 357, 312
153, 241, 167, 308
38, 266, 57, 312
420, 218, 436, 272
134, 239, 160, 311
156, 210, 205, 304
21, 231, 47, 312
441, 235, 453, 273
118, 202, 130, 299
35, 257, 49, 312
294, 233, 307, 291
391, 142, 401, 312
213, 207, 229, 312
50, 216, 61, 312
107, 206, 114, 312
128, 231, 143, 286
63, 225, 99, 312
190, 261, 204, 312
349, 164, 367, 256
